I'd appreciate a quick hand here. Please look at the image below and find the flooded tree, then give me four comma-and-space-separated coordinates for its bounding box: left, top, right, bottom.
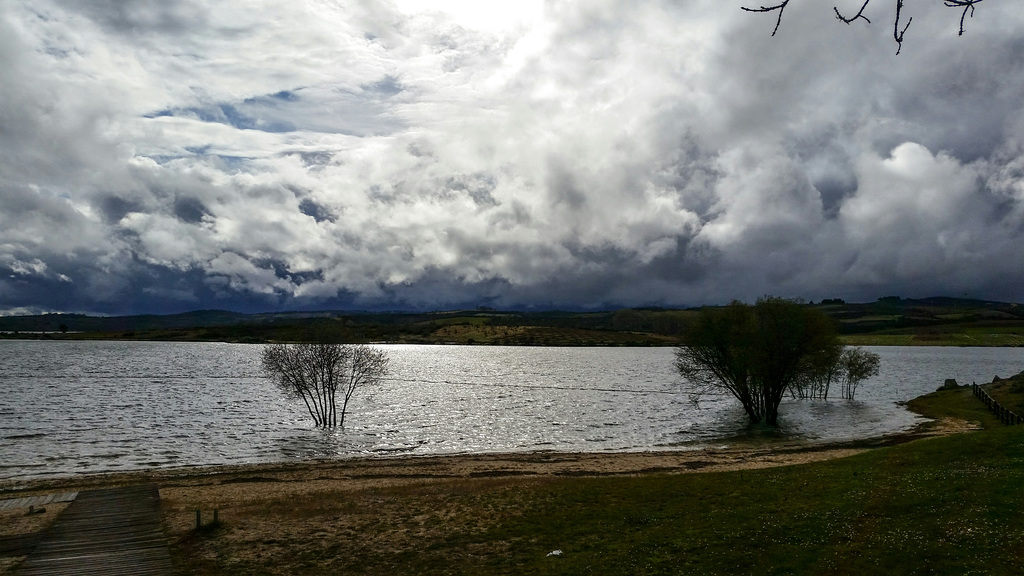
261, 342, 389, 429
839, 347, 882, 400
789, 346, 881, 401
790, 343, 844, 400
675, 297, 879, 426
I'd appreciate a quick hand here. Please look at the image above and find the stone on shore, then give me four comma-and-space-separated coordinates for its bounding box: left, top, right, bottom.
939, 378, 960, 391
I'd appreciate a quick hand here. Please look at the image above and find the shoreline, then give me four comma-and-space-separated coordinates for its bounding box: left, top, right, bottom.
0, 413, 973, 498
1, 413, 981, 574
5, 332, 1024, 348
0, 384, 1002, 575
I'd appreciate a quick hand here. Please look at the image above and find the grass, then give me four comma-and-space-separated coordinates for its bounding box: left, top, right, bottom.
30, 328, 1024, 347
487, 433, 1024, 575
426, 324, 679, 346
979, 372, 1024, 416
169, 388, 1024, 575
906, 386, 1002, 430
841, 333, 1024, 346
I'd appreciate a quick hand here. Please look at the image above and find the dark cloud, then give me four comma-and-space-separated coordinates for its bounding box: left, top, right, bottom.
52, 0, 213, 36
173, 197, 210, 224
298, 198, 337, 223
99, 196, 144, 224
2, 1, 1024, 315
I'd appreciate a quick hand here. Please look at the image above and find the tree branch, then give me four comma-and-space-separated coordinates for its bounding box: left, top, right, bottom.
893, 0, 911, 55
834, 0, 872, 25
744, 0, 986, 53
944, 0, 983, 36
741, 1, 790, 36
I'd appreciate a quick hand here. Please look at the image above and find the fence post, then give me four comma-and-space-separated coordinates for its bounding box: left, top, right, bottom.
971, 384, 1024, 426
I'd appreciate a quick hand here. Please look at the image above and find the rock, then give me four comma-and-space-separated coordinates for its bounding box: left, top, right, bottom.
939, 378, 959, 391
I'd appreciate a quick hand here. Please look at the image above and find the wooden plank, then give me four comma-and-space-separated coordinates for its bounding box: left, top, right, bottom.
3, 498, 31, 511
15, 484, 171, 576
0, 492, 78, 512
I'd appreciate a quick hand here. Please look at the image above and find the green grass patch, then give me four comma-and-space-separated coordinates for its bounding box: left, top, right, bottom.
432, 316, 492, 327
906, 387, 1003, 430
981, 372, 1024, 416
485, 428, 1024, 575
841, 333, 1024, 347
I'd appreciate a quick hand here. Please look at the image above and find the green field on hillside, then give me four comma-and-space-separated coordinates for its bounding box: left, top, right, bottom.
3, 296, 1024, 346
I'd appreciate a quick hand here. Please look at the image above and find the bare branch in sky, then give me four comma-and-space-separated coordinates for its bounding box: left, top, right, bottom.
945, 0, 984, 36
740, 2, 790, 37
834, 1, 871, 25
894, 0, 912, 55
746, 0, 987, 53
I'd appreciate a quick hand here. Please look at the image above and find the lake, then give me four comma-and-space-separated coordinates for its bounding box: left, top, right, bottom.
2, 341, 1022, 481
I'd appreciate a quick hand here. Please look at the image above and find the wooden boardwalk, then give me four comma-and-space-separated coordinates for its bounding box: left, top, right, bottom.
0, 493, 78, 512
15, 484, 171, 576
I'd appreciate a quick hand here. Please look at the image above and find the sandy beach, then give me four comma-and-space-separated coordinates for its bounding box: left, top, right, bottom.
2, 413, 975, 497
0, 415, 978, 575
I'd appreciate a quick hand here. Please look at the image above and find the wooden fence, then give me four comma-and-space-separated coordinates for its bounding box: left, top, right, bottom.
972, 383, 1024, 425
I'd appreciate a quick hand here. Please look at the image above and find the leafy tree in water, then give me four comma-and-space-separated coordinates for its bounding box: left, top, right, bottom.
675, 297, 879, 426
261, 342, 389, 429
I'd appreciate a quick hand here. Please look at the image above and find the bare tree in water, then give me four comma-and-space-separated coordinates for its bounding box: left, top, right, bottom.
261, 342, 389, 428
790, 346, 881, 401
839, 347, 881, 400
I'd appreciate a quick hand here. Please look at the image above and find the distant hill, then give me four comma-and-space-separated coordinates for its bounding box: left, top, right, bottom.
2, 297, 1023, 346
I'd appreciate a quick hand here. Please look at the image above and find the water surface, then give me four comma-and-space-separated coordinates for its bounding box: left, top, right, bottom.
2, 341, 1021, 481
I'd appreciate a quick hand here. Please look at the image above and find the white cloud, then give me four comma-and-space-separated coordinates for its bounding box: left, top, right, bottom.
2, 0, 1024, 313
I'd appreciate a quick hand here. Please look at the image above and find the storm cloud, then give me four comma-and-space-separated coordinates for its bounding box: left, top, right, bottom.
2, 0, 1023, 315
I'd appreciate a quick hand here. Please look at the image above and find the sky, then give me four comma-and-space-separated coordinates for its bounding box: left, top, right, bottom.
2, 0, 1024, 315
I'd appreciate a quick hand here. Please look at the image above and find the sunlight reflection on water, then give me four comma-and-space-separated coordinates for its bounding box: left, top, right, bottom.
2, 341, 1022, 480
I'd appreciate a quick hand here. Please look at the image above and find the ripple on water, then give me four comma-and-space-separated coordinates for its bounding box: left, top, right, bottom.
2, 342, 1023, 480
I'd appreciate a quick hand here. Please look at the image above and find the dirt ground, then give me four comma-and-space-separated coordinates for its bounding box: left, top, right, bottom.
0, 416, 978, 575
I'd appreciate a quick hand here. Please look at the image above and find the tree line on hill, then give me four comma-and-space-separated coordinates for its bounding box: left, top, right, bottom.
2, 296, 1022, 344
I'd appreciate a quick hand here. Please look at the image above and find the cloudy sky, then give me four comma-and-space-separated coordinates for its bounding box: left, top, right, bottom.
2, 0, 1023, 315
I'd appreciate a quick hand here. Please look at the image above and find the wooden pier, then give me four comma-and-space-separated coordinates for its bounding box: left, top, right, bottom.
15, 484, 171, 576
